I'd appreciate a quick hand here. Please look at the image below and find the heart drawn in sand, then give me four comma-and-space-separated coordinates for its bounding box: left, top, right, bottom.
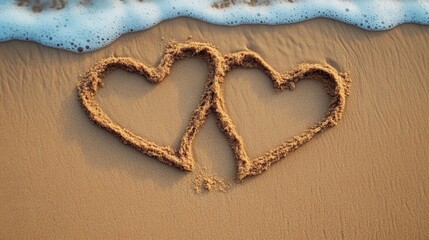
213, 52, 351, 180
77, 41, 225, 171
77, 41, 351, 181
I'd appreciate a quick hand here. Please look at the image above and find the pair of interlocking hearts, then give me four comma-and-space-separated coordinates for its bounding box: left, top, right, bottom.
77, 41, 351, 181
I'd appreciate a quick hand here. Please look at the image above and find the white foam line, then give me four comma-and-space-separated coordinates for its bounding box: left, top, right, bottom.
0, 0, 428, 52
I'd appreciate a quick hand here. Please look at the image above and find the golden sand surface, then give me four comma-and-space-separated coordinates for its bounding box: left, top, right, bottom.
193, 168, 231, 193
1, 18, 428, 239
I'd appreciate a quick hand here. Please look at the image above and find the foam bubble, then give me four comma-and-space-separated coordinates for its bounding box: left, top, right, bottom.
1, 0, 428, 52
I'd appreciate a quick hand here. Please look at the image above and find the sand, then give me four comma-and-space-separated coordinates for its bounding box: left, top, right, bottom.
1, 18, 428, 239
193, 168, 231, 193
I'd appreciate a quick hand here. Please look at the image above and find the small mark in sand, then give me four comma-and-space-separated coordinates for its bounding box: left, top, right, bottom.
193, 169, 231, 193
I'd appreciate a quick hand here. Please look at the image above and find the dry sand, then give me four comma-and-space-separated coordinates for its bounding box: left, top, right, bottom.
0, 18, 428, 239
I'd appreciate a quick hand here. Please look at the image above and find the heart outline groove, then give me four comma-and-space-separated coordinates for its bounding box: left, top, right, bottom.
77, 41, 225, 171
214, 51, 351, 180
77, 41, 351, 181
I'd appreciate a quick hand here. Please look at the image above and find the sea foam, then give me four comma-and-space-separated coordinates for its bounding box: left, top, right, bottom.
1, 0, 428, 52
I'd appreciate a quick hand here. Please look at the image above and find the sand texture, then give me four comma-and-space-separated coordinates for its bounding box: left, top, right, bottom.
1, 18, 428, 239
193, 168, 231, 193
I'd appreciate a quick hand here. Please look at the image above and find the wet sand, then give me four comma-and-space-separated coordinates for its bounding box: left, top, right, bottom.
0, 18, 428, 239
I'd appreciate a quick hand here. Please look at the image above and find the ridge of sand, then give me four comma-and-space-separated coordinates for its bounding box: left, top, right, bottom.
77, 40, 351, 181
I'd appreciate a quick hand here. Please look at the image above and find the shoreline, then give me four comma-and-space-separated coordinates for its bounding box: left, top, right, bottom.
2, 0, 429, 52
